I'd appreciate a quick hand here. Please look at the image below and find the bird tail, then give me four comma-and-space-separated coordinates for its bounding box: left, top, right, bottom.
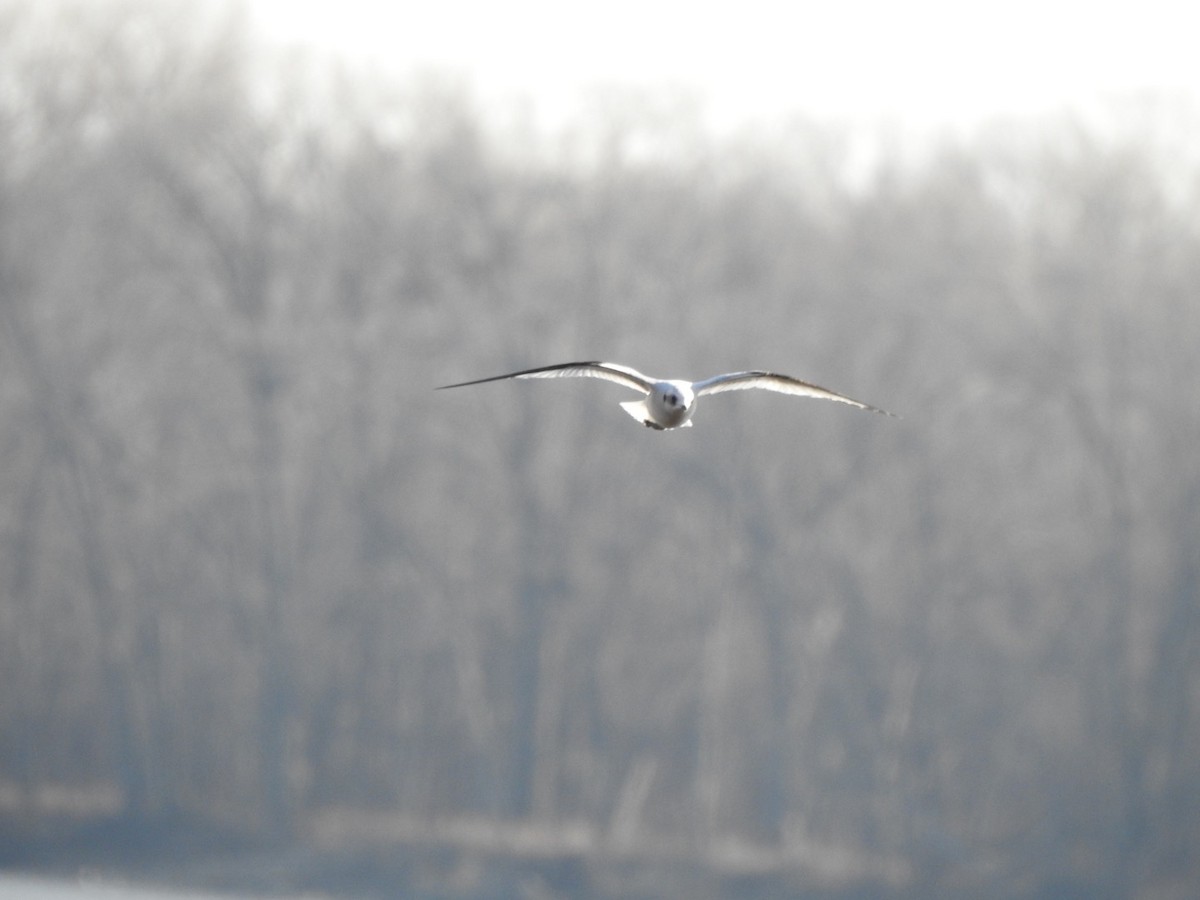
619, 399, 651, 425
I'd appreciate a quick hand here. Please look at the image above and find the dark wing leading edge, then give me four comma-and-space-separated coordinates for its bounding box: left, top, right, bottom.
692, 371, 896, 416
437, 361, 654, 395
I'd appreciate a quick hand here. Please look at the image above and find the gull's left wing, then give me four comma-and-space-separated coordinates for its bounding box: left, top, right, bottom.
692, 371, 895, 416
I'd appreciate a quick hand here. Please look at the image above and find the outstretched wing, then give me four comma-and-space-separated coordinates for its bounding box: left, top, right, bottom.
437, 361, 653, 395
693, 371, 895, 416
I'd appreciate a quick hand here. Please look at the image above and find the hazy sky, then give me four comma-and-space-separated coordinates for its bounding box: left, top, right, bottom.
247, 0, 1195, 134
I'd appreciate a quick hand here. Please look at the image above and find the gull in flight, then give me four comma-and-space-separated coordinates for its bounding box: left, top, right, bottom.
437, 361, 895, 430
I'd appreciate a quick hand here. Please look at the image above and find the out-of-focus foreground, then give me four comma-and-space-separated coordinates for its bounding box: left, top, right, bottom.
1, 2, 1198, 897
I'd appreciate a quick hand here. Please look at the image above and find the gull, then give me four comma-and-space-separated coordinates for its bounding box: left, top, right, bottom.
436, 361, 895, 430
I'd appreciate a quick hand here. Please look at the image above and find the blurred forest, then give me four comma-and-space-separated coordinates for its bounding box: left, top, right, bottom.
2, 1, 1199, 897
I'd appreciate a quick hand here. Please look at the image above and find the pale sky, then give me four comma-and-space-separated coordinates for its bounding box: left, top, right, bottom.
247, 0, 1197, 135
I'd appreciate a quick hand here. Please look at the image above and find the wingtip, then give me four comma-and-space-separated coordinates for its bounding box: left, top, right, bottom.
861, 403, 899, 418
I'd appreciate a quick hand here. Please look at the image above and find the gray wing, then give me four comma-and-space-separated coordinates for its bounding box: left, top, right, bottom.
437, 361, 653, 394
692, 371, 895, 416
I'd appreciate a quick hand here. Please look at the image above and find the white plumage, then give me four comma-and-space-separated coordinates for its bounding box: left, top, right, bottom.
437, 361, 894, 430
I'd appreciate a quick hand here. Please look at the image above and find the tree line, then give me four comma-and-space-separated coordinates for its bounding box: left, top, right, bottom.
1, 1, 1198, 894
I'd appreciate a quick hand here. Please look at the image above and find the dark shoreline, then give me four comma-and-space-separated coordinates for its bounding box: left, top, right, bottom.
0, 814, 911, 899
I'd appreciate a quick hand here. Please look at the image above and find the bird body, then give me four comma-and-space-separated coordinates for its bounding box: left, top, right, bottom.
437, 361, 894, 429
620, 378, 695, 429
